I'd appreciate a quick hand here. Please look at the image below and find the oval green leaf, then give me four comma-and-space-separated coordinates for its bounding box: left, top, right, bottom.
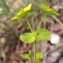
11, 3, 32, 20
21, 54, 29, 59
20, 32, 35, 43
37, 28, 50, 41
36, 53, 43, 61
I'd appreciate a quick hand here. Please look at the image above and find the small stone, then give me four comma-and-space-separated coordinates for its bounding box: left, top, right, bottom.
50, 33, 60, 44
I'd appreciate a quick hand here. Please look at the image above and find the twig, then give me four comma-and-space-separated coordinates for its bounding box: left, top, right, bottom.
52, 16, 63, 29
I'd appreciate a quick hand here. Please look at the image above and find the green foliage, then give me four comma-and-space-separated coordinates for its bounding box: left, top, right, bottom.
21, 50, 32, 60
0, 0, 8, 16
20, 28, 50, 43
11, 4, 32, 20
0, 0, 14, 16
21, 54, 29, 59
29, 50, 32, 57
20, 32, 35, 43
36, 53, 43, 61
0, 0, 4, 7
37, 28, 50, 40
11, 3, 60, 63
39, 3, 59, 16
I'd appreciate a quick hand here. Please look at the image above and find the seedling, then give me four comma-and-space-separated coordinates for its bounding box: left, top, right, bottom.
21, 50, 43, 63
11, 3, 60, 63
21, 50, 32, 63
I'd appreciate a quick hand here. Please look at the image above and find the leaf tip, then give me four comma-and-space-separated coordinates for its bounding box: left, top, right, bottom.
11, 16, 18, 20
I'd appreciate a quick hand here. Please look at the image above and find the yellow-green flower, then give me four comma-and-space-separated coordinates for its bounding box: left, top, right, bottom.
39, 3, 59, 16
11, 4, 32, 20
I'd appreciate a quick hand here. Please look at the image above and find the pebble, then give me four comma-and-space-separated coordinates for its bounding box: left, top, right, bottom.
50, 33, 60, 44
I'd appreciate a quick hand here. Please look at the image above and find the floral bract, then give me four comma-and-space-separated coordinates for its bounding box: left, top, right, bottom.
11, 4, 32, 20
39, 3, 59, 16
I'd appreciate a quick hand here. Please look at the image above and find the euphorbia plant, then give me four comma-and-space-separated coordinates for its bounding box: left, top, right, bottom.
11, 3, 60, 63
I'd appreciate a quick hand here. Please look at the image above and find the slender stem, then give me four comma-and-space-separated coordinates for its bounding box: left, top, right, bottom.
34, 40, 36, 63
25, 18, 33, 32
33, 14, 47, 63
25, 18, 36, 63
36, 13, 47, 33
52, 15, 63, 28
29, 58, 31, 63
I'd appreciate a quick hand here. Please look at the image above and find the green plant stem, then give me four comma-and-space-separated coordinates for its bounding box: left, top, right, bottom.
36, 13, 47, 33
34, 40, 36, 63
29, 58, 31, 63
25, 18, 36, 63
25, 18, 33, 32
52, 15, 63, 28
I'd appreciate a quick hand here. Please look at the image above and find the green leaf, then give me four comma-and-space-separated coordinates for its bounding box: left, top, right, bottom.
21, 54, 29, 59
36, 53, 43, 61
37, 28, 50, 41
29, 50, 32, 57
39, 3, 59, 16
11, 3, 32, 20
20, 32, 35, 43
